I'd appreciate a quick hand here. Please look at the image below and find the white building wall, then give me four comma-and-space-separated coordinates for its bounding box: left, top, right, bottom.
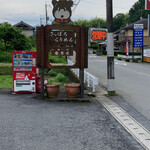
22, 30, 34, 37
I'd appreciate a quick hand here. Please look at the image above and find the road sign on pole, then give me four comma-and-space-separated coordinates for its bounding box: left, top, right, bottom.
145, 0, 150, 10
133, 24, 143, 47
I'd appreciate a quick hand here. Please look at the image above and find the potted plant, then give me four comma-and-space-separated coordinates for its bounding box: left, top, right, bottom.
45, 79, 60, 98
64, 83, 80, 98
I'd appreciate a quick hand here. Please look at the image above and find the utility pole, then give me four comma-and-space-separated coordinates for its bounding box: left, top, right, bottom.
40, 3, 49, 100
45, 4, 49, 25
40, 17, 45, 25
106, 0, 115, 94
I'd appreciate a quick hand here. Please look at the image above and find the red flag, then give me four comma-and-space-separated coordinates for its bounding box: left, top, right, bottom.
145, 0, 150, 10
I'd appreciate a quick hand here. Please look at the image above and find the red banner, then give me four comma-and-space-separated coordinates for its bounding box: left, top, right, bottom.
126, 42, 129, 56
145, 0, 150, 10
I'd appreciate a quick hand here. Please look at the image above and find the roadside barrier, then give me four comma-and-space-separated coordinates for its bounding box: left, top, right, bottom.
68, 60, 99, 92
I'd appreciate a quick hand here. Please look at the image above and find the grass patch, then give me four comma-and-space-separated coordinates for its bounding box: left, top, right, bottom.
0, 66, 12, 75
49, 52, 67, 64
0, 75, 13, 88
0, 65, 12, 88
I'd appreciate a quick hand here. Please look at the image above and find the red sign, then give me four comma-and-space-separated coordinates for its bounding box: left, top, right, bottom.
90, 29, 107, 42
126, 42, 129, 56
145, 0, 150, 10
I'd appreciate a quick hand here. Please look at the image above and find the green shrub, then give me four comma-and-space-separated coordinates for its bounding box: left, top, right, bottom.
56, 73, 69, 82
49, 52, 67, 64
47, 73, 70, 88
93, 49, 97, 54
90, 43, 98, 49
114, 51, 141, 56
0, 50, 12, 63
54, 69, 68, 75
47, 77, 57, 83
48, 69, 57, 77
0, 66, 12, 75
102, 51, 142, 56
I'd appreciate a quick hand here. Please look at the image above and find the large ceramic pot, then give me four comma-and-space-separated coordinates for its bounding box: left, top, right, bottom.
45, 83, 60, 98
64, 83, 80, 98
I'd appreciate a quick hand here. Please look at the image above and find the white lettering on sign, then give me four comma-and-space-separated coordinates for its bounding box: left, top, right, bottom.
25, 75, 29, 80
134, 24, 144, 29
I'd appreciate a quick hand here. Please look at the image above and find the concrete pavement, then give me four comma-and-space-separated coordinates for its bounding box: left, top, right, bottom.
0, 91, 145, 150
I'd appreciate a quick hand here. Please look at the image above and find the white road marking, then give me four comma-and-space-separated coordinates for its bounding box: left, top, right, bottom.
97, 92, 150, 150
115, 61, 127, 66
89, 55, 97, 58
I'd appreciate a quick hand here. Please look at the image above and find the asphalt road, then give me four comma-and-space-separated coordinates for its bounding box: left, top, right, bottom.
87, 55, 150, 121
0, 94, 143, 150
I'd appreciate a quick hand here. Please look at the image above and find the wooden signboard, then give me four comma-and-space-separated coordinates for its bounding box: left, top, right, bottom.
36, 24, 88, 69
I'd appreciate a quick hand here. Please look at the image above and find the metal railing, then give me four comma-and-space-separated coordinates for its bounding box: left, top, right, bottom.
68, 60, 99, 92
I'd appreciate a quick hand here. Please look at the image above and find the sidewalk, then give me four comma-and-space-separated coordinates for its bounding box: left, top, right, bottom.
0, 89, 145, 150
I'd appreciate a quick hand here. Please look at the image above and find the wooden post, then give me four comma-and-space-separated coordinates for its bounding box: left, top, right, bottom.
40, 26, 45, 99
79, 27, 85, 98
79, 69, 84, 98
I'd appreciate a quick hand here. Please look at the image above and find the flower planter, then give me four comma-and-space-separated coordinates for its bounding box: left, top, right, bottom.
64, 83, 80, 98
45, 83, 60, 98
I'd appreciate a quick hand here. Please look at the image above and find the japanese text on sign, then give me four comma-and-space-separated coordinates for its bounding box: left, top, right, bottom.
133, 24, 143, 47
48, 30, 77, 56
49, 31, 76, 44
90, 29, 107, 42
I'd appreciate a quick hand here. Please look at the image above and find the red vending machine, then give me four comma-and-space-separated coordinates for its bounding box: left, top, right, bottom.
12, 51, 37, 93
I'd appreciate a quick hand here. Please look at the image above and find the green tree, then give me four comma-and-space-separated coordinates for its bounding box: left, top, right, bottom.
113, 13, 130, 31
0, 22, 32, 51
74, 17, 106, 28
113, 13, 125, 31
129, 0, 150, 23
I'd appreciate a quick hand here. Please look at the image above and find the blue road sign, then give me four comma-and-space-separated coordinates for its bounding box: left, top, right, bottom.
133, 26, 143, 47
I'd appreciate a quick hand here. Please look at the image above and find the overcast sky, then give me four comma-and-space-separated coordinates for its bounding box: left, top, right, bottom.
0, 0, 138, 26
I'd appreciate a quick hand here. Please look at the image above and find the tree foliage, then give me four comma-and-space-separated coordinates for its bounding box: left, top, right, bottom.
74, 0, 150, 32
0, 22, 32, 51
74, 17, 106, 28
113, 13, 130, 31
129, 0, 150, 23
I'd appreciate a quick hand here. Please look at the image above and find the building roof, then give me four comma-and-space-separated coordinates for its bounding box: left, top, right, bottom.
123, 18, 148, 30
13, 21, 35, 30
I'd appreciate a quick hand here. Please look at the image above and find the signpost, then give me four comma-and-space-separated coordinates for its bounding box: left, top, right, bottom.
89, 28, 107, 55
133, 24, 144, 61
90, 28, 107, 43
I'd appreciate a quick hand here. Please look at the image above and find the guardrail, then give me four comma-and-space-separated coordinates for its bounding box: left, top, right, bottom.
68, 60, 99, 92
118, 54, 141, 59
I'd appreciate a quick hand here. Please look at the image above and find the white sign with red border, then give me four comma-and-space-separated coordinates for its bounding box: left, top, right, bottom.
145, 0, 150, 10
